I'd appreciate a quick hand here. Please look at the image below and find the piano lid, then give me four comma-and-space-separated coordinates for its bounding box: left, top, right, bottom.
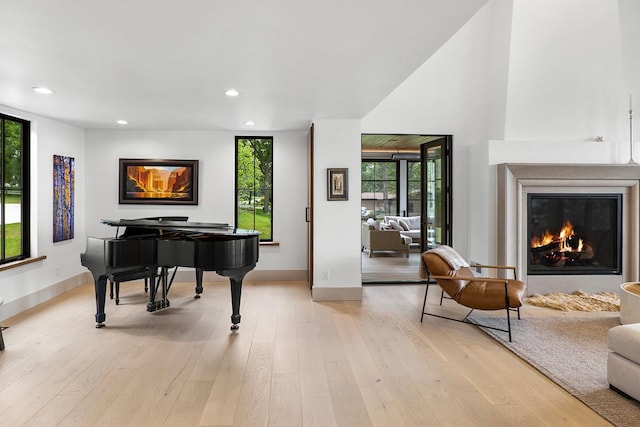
100, 218, 260, 236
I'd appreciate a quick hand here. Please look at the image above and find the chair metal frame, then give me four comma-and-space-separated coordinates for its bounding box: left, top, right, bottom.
0, 297, 4, 350
421, 263, 522, 342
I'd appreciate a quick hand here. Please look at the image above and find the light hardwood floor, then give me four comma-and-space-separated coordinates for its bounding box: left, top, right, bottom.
361, 250, 422, 282
0, 280, 613, 426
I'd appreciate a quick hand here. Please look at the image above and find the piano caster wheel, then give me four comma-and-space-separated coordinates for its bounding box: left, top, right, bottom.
194, 294, 201, 299
230, 324, 239, 330
96, 323, 105, 329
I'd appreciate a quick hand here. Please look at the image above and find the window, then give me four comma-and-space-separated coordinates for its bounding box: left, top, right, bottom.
235, 136, 273, 241
406, 160, 421, 216
361, 161, 397, 220
0, 113, 30, 263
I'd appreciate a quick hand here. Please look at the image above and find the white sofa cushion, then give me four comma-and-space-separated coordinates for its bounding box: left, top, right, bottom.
608, 323, 640, 363
388, 220, 404, 231
401, 230, 420, 240
406, 216, 420, 230
384, 215, 420, 231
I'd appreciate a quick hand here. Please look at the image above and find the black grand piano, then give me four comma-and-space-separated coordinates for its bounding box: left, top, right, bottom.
80, 218, 259, 330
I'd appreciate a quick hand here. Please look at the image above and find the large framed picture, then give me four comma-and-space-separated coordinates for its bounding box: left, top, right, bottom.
119, 158, 198, 205
327, 168, 348, 201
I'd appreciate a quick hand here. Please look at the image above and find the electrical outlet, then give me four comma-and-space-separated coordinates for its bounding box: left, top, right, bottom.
322, 270, 330, 280
55, 267, 60, 277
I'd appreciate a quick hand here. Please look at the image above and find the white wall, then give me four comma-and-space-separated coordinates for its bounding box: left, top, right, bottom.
84, 129, 309, 273
620, 0, 640, 98
504, 0, 626, 144
311, 119, 363, 300
363, 0, 640, 268
362, 0, 513, 261
0, 122, 309, 320
0, 104, 88, 320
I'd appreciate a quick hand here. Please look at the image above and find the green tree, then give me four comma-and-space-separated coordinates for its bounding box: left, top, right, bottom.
4, 120, 22, 189
238, 138, 272, 214
236, 137, 273, 240
237, 140, 262, 209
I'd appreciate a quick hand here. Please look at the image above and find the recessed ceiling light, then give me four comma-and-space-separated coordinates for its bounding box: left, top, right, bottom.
225, 89, 240, 97
32, 86, 53, 95
116, 120, 128, 125
244, 121, 256, 126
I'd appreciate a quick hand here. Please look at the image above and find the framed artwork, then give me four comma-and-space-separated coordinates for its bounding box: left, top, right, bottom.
119, 158, 198, 205
327, 168, 348, 201
53, 155, 75, 242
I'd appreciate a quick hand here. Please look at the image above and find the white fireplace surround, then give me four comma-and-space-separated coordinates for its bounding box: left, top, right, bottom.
497, 164, 640, 296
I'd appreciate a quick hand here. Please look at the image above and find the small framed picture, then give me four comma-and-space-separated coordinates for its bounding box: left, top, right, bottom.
327, 168, 348, 201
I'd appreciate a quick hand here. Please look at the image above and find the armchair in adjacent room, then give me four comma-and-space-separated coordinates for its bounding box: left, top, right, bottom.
361, 220, 411, 258
418, 245, 526, 341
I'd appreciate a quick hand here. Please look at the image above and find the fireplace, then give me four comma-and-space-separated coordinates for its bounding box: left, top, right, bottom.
497, 164, 640, 295
527, 193, 622, 275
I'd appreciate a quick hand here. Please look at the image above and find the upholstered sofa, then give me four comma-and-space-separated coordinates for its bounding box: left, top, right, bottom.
384, 215, 421, 244
362, 220, 411, 257
608, 323, 640, 402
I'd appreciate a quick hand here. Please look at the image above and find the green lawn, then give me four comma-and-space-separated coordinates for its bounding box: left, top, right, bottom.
238, 208, 271, 240
4, 222, 21, 257
5, 194, 21, 203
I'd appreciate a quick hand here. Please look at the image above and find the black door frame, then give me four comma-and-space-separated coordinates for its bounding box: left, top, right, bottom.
420, 136, 452, 252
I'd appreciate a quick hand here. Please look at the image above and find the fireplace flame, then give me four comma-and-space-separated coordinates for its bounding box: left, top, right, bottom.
530, 219, 592, 268
531, 220, 583, 252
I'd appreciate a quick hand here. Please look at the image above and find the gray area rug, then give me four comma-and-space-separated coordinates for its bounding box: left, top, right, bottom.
470, 315, 640, 427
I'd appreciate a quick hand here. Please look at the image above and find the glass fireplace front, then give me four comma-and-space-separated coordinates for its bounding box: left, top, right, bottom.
527, 193, 622, 275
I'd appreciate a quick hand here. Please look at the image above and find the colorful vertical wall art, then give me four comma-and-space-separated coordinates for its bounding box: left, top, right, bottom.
53, 154, 75, 242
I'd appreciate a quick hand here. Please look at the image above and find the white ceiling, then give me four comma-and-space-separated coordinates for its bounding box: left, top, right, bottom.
0, 0, 487, 131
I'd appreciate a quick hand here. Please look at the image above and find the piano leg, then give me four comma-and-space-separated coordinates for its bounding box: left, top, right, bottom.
147, 267, 171, 312
95, 275, 108, 328
194, 268, 204, 298
229, 278, 242, 330
218, 266, 254, 330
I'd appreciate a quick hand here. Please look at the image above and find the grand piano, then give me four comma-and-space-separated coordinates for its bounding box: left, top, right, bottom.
80, 218, 259, 330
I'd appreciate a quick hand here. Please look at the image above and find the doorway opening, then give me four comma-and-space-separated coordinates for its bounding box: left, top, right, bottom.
361, 134, 452, 284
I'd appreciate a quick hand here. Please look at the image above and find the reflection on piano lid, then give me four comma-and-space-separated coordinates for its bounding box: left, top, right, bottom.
102, 218, 230, 229
115, 216, 189, 238
100, 218, 259, 236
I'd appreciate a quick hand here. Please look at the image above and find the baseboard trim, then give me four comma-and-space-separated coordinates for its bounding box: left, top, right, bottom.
1, 272, 92, 321
173, 269, 307, 283
312, 286, 363, 301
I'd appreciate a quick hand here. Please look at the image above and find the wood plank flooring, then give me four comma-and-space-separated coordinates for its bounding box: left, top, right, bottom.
361, 250, 422, 282
0, 280, 613, 426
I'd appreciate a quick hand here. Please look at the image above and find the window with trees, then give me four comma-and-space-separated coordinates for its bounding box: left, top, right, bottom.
361, 161, 397, 220
0, 113, 30, 263
235, 136, 273, 241
406, 160, 421, 216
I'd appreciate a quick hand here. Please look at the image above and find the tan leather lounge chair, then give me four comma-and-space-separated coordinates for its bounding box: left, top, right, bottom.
419, 245, 526, 341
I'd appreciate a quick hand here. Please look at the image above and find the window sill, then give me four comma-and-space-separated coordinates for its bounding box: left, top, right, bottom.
0, 255, 47, 272
260, 241, 280, 247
